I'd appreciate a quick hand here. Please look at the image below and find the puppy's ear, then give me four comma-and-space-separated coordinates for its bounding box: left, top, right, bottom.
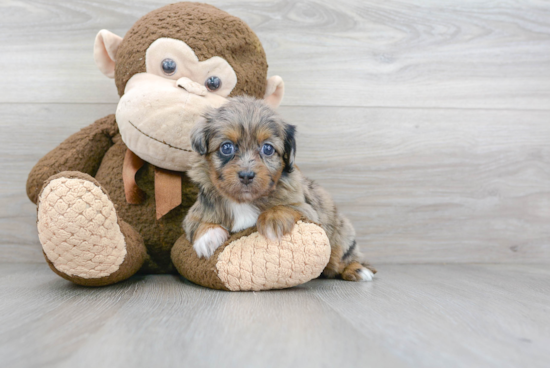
283, 124, 296, 173
190, 117, 210, 155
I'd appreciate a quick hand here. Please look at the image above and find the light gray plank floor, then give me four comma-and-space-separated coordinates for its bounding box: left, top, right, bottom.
0, 263, 548, 368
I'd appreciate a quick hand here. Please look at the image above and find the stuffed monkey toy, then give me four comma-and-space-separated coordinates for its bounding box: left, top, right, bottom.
26, 2, 330, 291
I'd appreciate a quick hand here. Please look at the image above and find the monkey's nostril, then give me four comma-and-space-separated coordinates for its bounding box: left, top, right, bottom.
238, 171, 255, 184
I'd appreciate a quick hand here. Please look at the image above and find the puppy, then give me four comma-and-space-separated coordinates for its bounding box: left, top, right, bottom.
183, 96, 376, 281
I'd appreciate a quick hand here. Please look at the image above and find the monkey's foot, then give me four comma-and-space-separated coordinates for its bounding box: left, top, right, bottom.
172, 220, 331, 291
37, 174, 127, 280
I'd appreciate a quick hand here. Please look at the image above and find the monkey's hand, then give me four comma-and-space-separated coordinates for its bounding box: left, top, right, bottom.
257, 205, 302, 240
193, 223, 229, 259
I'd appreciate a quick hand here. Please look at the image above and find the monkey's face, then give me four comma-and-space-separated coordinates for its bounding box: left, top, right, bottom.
191, 97, 296, 203
115, 38, 237, 171
93, 3, 285, 172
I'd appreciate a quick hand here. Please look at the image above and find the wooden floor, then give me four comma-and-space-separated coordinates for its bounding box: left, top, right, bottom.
1, 1, 549, 367
0, 263, 548, 368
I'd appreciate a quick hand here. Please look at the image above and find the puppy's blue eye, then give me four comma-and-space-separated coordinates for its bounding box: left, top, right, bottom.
161, 58, 177, 75
220, 142, 235, 156
262, 143, 275, 156
206, 76, 221, 91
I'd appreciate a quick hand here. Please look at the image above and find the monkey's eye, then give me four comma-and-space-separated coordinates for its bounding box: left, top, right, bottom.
205, 76, 221, 91
161, 58, 177, 75
220, 142, 235, 156
262, 143, 275, 156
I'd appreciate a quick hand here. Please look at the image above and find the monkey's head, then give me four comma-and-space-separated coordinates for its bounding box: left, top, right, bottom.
93, 2, 284, 171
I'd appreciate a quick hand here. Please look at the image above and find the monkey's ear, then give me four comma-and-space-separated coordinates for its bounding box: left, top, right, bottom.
264, 76, 285, 109
190, 117, 210, 155
283, 123, 296, 173
94, 30, 123, 78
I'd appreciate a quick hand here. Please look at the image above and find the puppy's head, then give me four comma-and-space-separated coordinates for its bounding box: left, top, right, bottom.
190, 96, 296, 203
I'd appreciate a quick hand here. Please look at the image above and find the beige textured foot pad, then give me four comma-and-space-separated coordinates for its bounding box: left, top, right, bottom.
37, 177, 127, 279
216, 221, 331, 291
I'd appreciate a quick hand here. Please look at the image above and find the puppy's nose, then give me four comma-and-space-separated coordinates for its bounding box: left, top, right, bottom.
238, 171, 255, 185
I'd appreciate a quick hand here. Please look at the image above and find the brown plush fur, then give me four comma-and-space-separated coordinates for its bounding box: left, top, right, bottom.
27, 3, 335, 289
171, 217, 326, 291
26, 114, 118, 204
171, 225, 261, 291
28, 115, 198, 273
39, 171, 148, 286
115, 2, 268, 99
26, 3, 270, 280
93, 128, 198, 273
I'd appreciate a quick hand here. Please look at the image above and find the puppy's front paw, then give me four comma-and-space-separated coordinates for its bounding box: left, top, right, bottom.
193, 226, 229, 259
257, 206, 302, 240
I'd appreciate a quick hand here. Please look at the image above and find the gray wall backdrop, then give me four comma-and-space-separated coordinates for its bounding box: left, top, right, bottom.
1, 0, 549, 264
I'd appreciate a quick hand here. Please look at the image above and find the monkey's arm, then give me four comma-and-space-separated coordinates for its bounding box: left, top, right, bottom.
26, 114, 119, 204
172, 217, 331, 291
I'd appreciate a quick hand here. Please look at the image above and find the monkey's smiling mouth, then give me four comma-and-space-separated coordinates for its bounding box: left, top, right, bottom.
128, 120, 193, 153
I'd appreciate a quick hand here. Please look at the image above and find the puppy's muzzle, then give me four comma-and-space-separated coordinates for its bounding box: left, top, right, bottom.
238, 171, 255, 185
